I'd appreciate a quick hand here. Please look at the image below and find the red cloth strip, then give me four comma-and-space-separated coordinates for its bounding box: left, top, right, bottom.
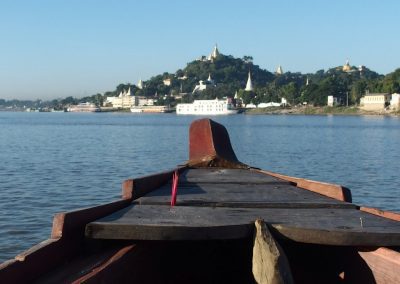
171, 170, 179, 207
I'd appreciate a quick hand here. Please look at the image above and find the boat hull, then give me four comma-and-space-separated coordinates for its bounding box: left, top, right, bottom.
1, 118, 399, 283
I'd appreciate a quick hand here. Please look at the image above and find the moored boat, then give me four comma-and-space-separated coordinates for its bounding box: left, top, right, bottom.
130, 105, 172, 113
176, 98, 238, 115
67, 102, 100, 112
0, 118, 399, 283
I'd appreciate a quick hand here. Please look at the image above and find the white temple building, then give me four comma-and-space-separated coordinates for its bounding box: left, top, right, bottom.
245, 71, 254, 91
192, 81, 208, 93
342, 59, 357, 73
390, 93, 400, 110
360, 93, 390, 110
327, 95, 338, 107
207, 44, 220, 61
192, 73, 216, 93
198, 44, 221, 62
276, 65, 283, 75
105, 87, 136, 108
163, 78, 171, 86
137, 79, 144, 89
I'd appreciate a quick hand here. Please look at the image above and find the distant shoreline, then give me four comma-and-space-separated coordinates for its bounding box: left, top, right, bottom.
1, 106, 399, 117
243, 106, 400, 117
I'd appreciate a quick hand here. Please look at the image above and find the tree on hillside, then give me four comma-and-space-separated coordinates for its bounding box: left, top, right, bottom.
381, 68, 400, 93
61, 96, 78, 105
351, 80, 368, 104
280, 82, 299, 105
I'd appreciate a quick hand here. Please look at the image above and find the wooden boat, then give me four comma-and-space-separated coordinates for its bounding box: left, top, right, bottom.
1, 118, 399, 283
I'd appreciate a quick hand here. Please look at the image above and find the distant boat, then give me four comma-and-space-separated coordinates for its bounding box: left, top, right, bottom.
176, 98, 238, 115
67, 103, 100, 112
130, 107, 144, 113
130, 105, 172, 113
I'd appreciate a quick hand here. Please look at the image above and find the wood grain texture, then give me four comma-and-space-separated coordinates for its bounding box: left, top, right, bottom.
255, 169, 352, 202
137, 169, 355, 209
51, 199, 131, 239
0, 238, 80, 284
85, 204, 400, 246
122, 166, 186, 200
188, 119, 248, 168
358, 247, 400, 284
360, 206, 400, 221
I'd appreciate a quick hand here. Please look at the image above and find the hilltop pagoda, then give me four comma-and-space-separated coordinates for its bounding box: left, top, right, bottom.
245, 71, 254, 91
276, 65, 283, 75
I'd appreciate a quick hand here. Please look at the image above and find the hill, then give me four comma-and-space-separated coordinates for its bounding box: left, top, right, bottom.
2, 47, 400, 109
100, 48, 398, 107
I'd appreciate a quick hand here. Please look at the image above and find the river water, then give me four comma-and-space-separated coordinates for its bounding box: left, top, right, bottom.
0, 112, 399, 262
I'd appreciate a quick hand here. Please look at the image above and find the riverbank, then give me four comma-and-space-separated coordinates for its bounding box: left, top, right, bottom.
244, 106, 400, 116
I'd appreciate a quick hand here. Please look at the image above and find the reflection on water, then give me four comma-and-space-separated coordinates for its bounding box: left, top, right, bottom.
0, 112, 399, 262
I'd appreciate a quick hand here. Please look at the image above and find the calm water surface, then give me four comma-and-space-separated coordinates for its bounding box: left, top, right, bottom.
0, 112, 399, 262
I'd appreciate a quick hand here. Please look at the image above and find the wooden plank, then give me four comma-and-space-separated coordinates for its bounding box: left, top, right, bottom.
138, 183, 355, 209
122, 166, 186, 200
0, 238, 81, 284
51, 199, 131, 238
360, 206, 400, 221
71, 245, 136, 284
357, 247, 400, 284
85, 204, 400, 246
179, 168, 288, 184
138, 169, 355, 209
255, 169, 352, 202
34, 245, 136, 284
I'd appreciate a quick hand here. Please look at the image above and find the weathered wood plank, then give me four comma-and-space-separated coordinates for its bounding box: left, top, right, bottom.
138, 169, 355, 209
122, 166, 186, 200
85, 204, 400, 246
255, 169, 352, 202
139, 183, 355, 209
357, 247, 400, 284
360, 206, 400, 221
34, 244, 136, 284
179, 168, 287, 184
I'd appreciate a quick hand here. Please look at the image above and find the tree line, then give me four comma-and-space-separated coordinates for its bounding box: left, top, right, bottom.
2, 54, 400, 108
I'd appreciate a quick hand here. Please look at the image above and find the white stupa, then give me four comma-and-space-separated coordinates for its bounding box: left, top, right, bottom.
211, 44, 219, 58
126, 87, 132, 96
245, 71, 254, 91
276, 65, 283, 75
207, 73, 215, 84
137, 79, 143, 90
207, 44, 220, 60
342, 60, 351, 72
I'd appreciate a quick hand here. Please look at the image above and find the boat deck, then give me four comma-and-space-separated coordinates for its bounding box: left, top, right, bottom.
86, 168, 400, 246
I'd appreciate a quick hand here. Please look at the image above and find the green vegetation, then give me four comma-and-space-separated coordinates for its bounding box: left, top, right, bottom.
2, 52, 400, 111
67, 56, 400, 108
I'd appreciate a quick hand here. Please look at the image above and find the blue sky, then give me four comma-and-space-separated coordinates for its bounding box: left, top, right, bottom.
0, 0, 399, 100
